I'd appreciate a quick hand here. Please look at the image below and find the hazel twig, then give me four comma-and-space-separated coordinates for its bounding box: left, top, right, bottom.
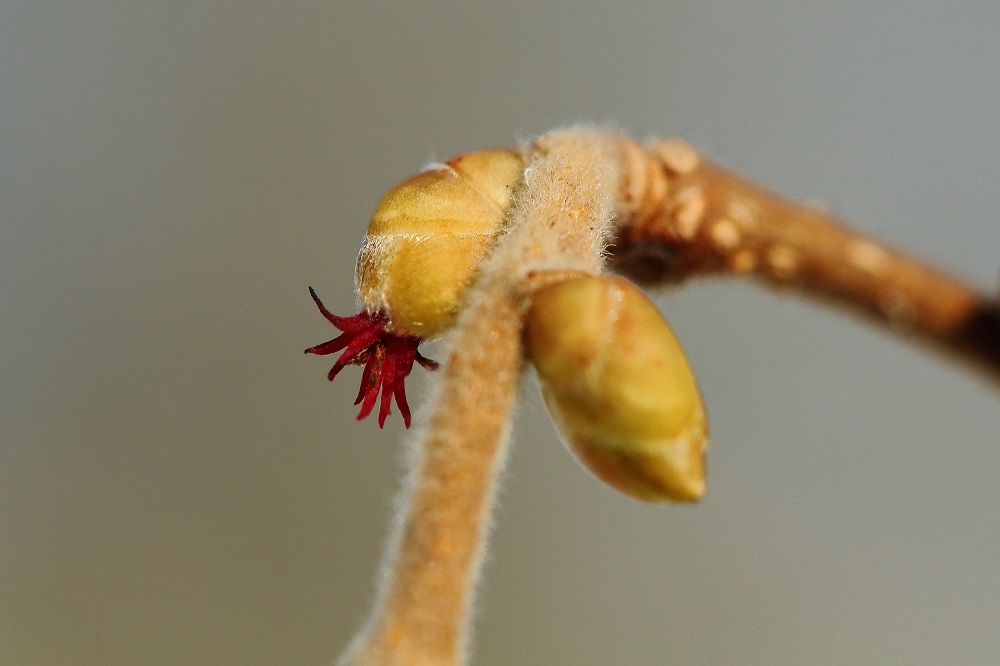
324, 128, 1000, 666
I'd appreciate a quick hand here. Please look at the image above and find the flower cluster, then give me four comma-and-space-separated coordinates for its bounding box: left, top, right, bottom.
305, 287, 437, 428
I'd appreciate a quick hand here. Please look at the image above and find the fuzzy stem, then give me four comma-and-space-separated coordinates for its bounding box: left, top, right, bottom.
610, 137, 1000, 382
337, 129, 621, 666
339, 288, 523, 666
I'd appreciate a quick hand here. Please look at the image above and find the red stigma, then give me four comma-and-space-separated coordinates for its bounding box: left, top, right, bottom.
304, 287, 438, 428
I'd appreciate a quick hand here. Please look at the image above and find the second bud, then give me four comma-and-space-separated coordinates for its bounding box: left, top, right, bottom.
524, 274, 708, 502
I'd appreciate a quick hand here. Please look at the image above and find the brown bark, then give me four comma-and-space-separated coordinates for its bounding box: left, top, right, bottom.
610, 137, 1000, 382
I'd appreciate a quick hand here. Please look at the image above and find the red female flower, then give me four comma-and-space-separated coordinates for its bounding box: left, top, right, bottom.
305, 287, 437, 428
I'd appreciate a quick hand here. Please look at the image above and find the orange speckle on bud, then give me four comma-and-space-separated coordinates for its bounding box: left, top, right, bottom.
525, 274, 708, 502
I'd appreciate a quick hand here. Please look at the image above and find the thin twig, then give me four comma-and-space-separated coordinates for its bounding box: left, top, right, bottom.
337, 129, 622, 666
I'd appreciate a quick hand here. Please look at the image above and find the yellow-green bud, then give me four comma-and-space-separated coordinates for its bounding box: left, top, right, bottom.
525, 275, 708, 502
355, 148, 524, 337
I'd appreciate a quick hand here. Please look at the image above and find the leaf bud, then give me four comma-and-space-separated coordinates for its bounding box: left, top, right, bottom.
525, 274, 708, 502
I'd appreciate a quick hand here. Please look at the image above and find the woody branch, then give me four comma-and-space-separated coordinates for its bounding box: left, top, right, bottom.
611, 137, 1000, 382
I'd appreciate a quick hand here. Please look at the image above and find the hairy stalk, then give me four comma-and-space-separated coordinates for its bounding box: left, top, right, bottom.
337, 129, 621, 666
610, 137, 1000, 381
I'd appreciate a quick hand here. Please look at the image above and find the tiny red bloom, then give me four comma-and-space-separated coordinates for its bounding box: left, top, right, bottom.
305, 287, 437, 428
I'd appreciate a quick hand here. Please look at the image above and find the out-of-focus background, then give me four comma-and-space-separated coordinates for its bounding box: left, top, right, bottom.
3, 2, 999, 664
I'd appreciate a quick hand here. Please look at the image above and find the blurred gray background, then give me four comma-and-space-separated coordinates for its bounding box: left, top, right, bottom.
2, 2, 1000, 664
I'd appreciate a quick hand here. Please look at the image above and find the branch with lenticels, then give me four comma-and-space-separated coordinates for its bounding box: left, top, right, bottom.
611, 136, 1000, 382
